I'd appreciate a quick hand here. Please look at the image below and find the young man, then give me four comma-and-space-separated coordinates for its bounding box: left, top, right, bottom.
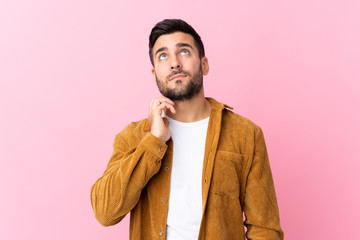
91, 19, 284, 239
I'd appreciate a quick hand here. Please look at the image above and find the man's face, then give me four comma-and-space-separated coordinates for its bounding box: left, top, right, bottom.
151, 32, 209, 101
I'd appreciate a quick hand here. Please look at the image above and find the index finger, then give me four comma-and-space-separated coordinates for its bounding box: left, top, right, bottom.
156, 96, 174, 105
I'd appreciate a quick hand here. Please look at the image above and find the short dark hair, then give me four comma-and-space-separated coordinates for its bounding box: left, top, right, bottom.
149, 19, 205, 66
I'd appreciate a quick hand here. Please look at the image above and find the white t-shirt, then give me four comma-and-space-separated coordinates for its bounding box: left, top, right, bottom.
163, 114, 209, 240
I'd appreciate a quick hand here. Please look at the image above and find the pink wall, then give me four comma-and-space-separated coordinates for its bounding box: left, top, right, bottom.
1, 0, 359, 239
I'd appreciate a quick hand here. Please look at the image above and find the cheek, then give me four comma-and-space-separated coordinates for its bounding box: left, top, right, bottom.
186, 57, 201, 68
154, 66, 169, 79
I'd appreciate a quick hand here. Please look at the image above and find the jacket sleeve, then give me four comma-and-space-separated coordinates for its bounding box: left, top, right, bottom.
243, 127, 284, 239
90, 125, 168, 226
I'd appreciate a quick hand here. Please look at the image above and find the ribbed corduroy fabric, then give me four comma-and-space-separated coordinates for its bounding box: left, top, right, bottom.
91, 98, 284, 239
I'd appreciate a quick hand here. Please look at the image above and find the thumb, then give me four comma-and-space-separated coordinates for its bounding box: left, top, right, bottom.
162, 117, 169, 127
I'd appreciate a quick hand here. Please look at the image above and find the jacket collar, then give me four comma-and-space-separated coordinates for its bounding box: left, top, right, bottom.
144, 97, 232, 131
206, 97, 233, 111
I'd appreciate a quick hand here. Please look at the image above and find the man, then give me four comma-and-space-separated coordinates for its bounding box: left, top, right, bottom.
91, 19, 284, 239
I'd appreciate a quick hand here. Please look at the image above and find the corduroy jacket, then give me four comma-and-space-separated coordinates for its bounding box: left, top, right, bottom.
91, 98, 284, 239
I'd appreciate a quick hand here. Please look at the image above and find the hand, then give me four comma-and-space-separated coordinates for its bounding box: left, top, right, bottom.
148, 97, 176, 142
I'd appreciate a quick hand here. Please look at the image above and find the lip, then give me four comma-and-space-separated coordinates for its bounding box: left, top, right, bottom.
170, 74, 187, 81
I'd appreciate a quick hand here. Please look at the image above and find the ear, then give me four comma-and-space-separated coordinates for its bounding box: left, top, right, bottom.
201, 57, 209, 75
151, 67, 156, 84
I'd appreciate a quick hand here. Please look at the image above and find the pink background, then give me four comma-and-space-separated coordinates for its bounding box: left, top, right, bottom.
1, 0, 359, 239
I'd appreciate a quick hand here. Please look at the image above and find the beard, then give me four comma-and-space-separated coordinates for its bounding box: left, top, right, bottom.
155, 67, 203, 101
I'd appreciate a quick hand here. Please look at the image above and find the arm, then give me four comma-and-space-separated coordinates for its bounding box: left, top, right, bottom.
244, 127, 284, 239
91, 96, 175, 226
90, 127, 167, 226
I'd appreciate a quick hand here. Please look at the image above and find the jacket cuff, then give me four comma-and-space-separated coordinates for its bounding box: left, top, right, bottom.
139, 132, 168, 160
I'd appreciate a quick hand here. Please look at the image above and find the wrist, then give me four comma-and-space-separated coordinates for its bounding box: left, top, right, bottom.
150, 131, 167, 142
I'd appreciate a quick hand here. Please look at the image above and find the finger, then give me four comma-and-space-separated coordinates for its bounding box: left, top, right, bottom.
150, 97, 175, 113
154, 102, 169, 113
166, 104, 176, 114
156, 96, 175, 106
163, 103, 176, 114
154, 102, 176, 114
149, 98, 156, 110
162, 117, 169, 127
150, 98, 161, 111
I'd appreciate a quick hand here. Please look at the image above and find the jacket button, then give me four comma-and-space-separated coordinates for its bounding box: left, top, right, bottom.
159, 147, 163, 151
159, 231, 163, 236
164, 167, 169, 171
162, 198, 167, 203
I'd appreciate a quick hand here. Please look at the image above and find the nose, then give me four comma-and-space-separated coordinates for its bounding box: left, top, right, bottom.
170, 57, 181, 70
171, 64, 181, 70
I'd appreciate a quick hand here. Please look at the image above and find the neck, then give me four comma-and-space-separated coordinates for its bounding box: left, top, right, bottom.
165, 88, 212, 122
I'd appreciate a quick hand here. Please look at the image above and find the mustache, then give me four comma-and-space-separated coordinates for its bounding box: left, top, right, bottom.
167, 70, 190, 80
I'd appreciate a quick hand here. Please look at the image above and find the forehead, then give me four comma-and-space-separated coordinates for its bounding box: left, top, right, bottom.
153, 32, 197, 53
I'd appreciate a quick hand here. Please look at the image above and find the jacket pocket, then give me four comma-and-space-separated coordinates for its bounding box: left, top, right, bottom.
210, 150, 246, 199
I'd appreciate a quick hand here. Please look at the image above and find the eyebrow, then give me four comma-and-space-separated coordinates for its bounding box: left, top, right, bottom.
154, 42, 194, 57
155, 47, 167, 57
176, 42, 193, 49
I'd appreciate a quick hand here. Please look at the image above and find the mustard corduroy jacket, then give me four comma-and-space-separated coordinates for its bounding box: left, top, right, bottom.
91, 98, 284, 239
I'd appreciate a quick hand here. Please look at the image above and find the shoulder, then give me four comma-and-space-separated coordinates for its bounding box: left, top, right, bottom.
219, 109, 266, 155
122, 118, 149, 133
114, 118, 150, 144
207, 97, 263, 136
222, 108, 261, 134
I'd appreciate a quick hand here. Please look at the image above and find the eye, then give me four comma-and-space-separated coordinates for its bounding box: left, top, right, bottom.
180, 49, 189, 55
159, 53, 167, 60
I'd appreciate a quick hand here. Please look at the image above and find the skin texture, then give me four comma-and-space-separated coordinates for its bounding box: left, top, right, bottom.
149, 32, 211, 142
